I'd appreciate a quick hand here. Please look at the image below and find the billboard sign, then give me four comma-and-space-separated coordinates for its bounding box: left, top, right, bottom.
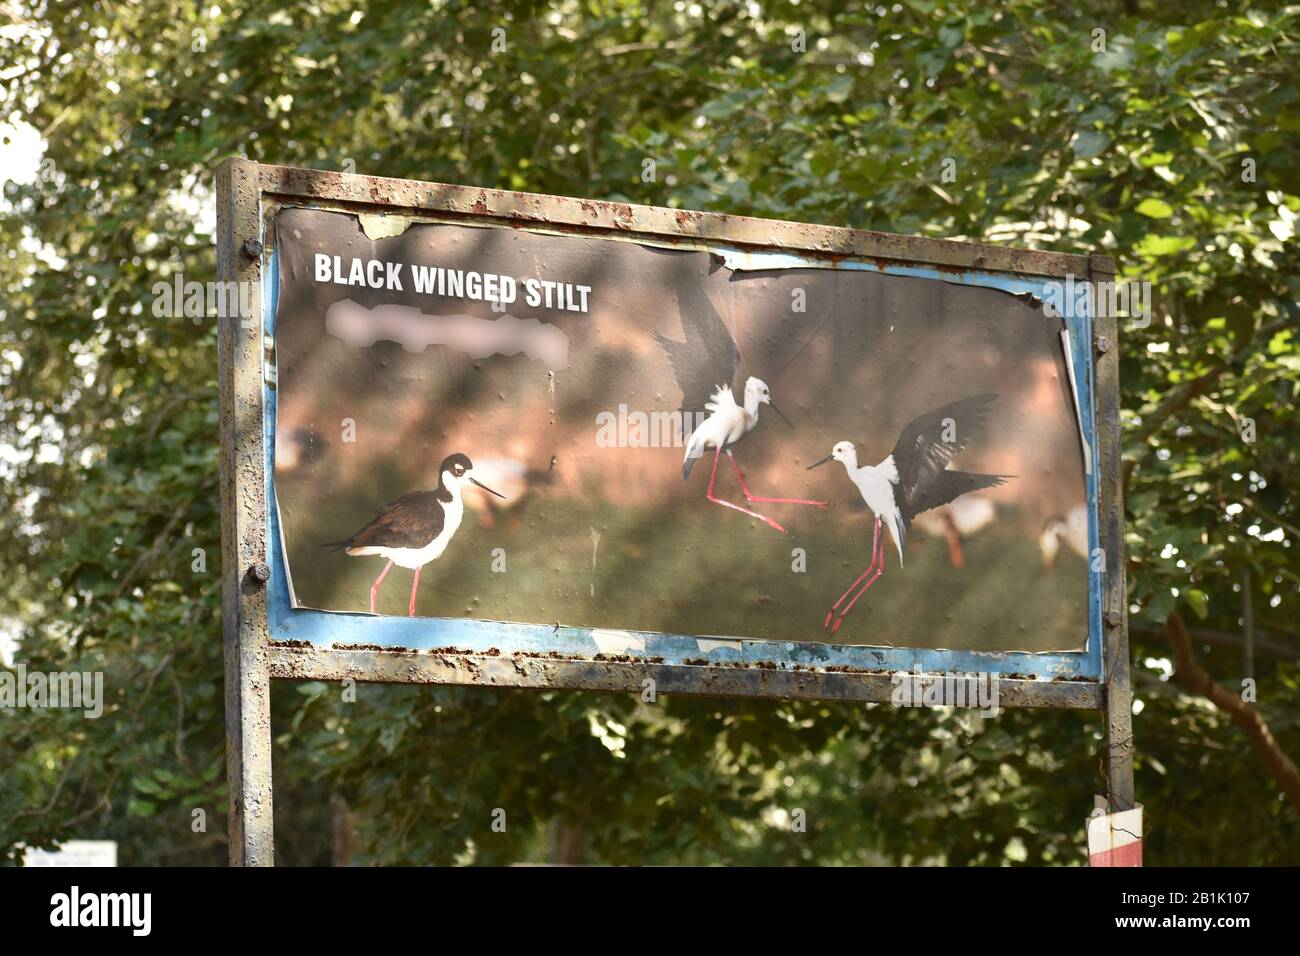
217, 160, 1132, 864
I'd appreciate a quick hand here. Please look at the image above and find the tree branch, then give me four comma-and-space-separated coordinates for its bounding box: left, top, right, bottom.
1242, 496, 1300, 541
1165, 611, 1300, 813
1133, 622, 1299, 663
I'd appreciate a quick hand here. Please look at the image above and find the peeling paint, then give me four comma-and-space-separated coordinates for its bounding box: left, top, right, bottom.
1061, 328, 1092, 475
590, 629, 645, 655
358, 212, 413, 240
697, 638, 741, 653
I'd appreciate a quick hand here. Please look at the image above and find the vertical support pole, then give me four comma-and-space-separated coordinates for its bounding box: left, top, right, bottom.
216, 157, 274, 865
1091, 253, 1135, 812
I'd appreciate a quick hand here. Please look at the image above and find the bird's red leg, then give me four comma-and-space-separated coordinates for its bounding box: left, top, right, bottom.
370, 560, 394, 614
706, 446, 787, 533
726, 450, 829, 509
823, 519, 880, 628
943, 513, 964, 569
408, 566, 421, 617
826, 521, 888, 635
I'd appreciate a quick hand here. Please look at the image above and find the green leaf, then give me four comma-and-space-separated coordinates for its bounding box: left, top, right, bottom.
1073, 130, 1110, 159
1135, 198, 1175, 219
939, 20, 966, 49
132, 774, 164, 795
1136, 235, 1195, 256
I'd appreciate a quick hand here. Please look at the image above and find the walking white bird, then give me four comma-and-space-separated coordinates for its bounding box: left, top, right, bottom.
322, 452, 504, 616
657, 273, 826, 534
462, 456, 553, 530
808, 394, 1011, 634
1040, 504, 1089, 568
912, 495, 997, 568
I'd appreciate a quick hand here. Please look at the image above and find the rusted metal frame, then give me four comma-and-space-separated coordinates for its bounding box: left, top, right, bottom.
267, 645, 1104, 710
238, 161, 1108, 719
1090, 253, 1136, 811
251, 164, 1107, 706
255, 163, 1093, 278
216, 157, 275, 866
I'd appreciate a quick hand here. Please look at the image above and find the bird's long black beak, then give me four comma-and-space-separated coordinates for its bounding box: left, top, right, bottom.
769, 400, 794, 428
807, 454, 833, 471
470, 477, 506, 499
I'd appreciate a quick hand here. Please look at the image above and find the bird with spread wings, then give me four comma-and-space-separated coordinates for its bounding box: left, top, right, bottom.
656, 276, 826, 534
808, 394, 1012, 633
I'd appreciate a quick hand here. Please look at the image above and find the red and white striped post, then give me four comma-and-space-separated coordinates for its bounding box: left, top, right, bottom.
1087, 804, 1144, 867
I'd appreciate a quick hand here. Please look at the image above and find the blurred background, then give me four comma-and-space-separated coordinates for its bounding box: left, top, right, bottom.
1, 0, 1297, 865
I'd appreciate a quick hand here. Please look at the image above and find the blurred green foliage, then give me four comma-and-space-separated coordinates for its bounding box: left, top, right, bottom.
1, 0, 1297, 864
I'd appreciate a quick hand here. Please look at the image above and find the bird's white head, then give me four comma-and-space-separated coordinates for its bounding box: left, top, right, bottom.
743, 376, 794, 427
806, 440, 858, 473
831, 441, 858, 469
439, 453, 505, 499
744, 376, 773, 407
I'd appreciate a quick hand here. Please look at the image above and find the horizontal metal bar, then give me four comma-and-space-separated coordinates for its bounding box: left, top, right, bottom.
256, 163, 1097, 279
267, 644, 1103, 710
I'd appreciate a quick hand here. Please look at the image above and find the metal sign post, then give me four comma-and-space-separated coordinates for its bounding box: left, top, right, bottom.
216, 157, 1133, 866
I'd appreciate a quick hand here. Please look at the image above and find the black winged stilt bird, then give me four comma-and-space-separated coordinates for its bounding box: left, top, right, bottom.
323, 452, 504, 616
807, 394, 1011, 634
656, 279, 826, 534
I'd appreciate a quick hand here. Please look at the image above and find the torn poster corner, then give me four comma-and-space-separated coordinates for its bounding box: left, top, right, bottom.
1060, 328, 1092, 476
358, 213, 414, 241
696, 638, 741, 654
589, 629, 646, 656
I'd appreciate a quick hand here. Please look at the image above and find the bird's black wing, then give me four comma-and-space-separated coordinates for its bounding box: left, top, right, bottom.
901, 470, 1009, 523
654, 279, 740, 418
339, 490, 446, 550
890, 394, 997, 501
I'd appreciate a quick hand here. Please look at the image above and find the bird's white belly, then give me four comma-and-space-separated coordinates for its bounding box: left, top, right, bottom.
359, 498, 463, 569
702, 408, 750, 448
852, 472, 897, 518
